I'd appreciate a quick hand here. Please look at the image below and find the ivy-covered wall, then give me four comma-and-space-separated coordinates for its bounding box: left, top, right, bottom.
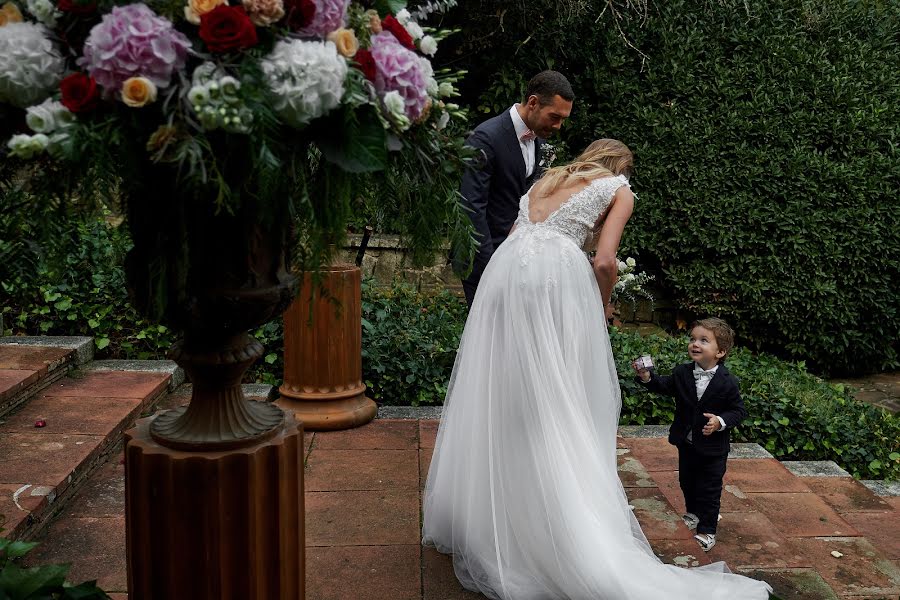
434, 0, 900, 375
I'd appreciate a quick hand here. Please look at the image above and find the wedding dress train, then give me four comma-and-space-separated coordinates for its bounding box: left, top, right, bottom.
422, 175, 772, 599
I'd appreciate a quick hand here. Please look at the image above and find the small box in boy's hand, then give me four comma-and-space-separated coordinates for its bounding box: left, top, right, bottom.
632, 355, 654, 371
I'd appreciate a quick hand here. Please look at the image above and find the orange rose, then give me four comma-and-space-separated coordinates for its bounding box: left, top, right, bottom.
121, 77, 158, 108
365, 9, 381, 34
184, 0, 226, 25
327, 28, 359, 58
0, 2, 24, 26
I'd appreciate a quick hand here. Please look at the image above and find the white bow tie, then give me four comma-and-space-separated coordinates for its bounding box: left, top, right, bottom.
693, 369, 716, 382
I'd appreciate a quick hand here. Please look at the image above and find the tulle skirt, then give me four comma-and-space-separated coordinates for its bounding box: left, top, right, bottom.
422, 230, 772, 600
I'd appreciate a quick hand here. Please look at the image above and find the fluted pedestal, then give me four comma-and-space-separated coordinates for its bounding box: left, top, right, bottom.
124, 415, 304, 600
278, 264, 377, 430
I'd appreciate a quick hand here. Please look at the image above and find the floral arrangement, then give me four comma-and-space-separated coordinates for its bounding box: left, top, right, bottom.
0, 0, 471, 319
612, 256, 654, 304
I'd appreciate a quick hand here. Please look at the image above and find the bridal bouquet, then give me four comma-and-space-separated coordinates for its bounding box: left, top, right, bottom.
612, 256, 654, 304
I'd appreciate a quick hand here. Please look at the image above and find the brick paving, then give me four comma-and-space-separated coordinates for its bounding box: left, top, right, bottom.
1, 339, 898, 600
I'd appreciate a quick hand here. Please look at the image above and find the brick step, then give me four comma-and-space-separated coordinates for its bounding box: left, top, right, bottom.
22, 384, 277, 598
0, 365, 174, 540
0, 337, 93, 421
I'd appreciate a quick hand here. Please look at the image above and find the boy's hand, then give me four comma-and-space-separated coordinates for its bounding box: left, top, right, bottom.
632, 362, 651, 382
702, 413, 721, 435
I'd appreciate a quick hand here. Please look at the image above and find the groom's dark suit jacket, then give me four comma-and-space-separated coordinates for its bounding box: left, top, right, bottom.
637, 363, 747, 457
457, 110, 544, 306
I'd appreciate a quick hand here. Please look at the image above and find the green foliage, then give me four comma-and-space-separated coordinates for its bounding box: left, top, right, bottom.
2, 217, 175, 360
437, 0, 900, 375
610, 328, 900, 481
0, 531, 109, 599
360, 280, 467, 406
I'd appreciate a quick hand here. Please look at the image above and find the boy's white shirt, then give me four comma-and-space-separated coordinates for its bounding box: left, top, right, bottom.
687, 364, 727, 442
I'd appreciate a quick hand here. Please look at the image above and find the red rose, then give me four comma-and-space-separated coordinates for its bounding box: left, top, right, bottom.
354, 49, 376, 82
283, 0, 315, 31
199, 5, 258, 53
58, 0, 97, 14
382, 15, 415, 50
60, 73, 99, 113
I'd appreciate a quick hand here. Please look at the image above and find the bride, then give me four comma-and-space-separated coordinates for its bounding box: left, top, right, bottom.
422, 139, 772, 599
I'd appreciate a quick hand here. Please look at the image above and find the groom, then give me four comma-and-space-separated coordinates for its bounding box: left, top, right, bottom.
457, 70, 575, 306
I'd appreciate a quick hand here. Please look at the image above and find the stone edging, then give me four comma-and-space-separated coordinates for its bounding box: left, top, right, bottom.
0, 335, 94, 366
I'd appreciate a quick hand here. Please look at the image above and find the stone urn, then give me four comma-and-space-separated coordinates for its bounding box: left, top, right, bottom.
278, 263, 377, 430
121, 161, 305, 600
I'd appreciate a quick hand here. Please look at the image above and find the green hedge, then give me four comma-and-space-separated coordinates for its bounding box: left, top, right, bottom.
436, 0, 900, 375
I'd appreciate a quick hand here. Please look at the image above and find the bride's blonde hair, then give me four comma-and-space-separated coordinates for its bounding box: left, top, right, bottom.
538, 139, 633, 198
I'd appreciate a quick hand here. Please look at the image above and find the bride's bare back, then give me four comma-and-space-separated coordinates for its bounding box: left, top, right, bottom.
526, 179, 591, 224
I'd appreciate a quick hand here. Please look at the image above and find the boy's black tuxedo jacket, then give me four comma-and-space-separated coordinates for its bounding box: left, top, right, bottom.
637, 363, 747, 457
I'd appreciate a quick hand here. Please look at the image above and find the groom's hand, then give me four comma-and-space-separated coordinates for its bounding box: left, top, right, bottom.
702, 413, 721, 435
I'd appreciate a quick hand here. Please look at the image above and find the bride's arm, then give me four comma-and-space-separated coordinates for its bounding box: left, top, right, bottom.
592, 186, 635, 305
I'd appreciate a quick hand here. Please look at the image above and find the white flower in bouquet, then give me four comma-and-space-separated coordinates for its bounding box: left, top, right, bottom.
261, 38, 347, 128
0, 22, 65, 108
7, 132, 49, 158
382, 90, 411, 131
436, 110, 450, 130
25, 0, 61, 27
25, 98, 73, 133
438, 81, 454, 98
626, 257, 636, 267
419, 35, 437, 56
405, 20, 424, 40
395, 7, 411, 24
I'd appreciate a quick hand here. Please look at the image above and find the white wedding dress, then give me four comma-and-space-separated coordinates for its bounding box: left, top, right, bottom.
422, 175, 772, 599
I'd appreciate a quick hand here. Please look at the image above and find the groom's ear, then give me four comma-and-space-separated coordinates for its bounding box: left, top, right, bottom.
524, 95, 540, 110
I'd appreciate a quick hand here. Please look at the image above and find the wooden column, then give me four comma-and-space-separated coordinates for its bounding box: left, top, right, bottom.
125, 415, 304, 599
278, 264, 377, 430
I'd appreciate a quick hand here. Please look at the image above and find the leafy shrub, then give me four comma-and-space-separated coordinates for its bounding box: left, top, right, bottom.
611, 328, 900, 481
436, 0, 900, 375
2, 216, 176, 358
361, 280, 467, 406
0, 531, 109, 599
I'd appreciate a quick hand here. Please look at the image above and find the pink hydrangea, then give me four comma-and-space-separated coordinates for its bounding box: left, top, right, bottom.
369, 32, 429, 121
79, 3, 191, 94
298, 0, 349, 37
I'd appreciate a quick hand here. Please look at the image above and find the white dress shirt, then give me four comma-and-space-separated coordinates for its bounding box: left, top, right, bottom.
687, 364, 726, 443
509, 105, 535, 178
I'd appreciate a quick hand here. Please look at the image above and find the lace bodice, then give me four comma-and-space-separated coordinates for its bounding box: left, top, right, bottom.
511, 175, 630, 248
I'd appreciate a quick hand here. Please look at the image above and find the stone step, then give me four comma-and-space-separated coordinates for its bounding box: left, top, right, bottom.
0, 337, 93, 421
0, 365, 174, 540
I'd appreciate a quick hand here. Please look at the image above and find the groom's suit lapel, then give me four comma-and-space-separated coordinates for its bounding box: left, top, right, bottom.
500, 112, 526, 182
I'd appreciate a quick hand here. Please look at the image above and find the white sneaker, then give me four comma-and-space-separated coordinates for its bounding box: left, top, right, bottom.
694, 533, 716, 552
682, 513, 699, 530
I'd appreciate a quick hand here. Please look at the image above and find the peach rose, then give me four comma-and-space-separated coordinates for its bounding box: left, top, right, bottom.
242, 0, 284, 26
0, 2, 24, 26
365, 9, 381, 34
184, 0, 226, 25
121, 77, 158, 108
327, 28, 359, 58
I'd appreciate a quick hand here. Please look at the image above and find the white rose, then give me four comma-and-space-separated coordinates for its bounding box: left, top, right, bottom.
395, 8, 411, 24
625, 273, 636, 281
25, 98, 60, 133
419, 35, 437, 56
617, 260, 627, 271
382, 90, 405, 117
405, 21, 424, 40
626, 257, 636, 267
438, 81, 454, 98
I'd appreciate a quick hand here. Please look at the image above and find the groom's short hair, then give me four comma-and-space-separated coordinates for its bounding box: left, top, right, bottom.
524, 71, 575, 106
